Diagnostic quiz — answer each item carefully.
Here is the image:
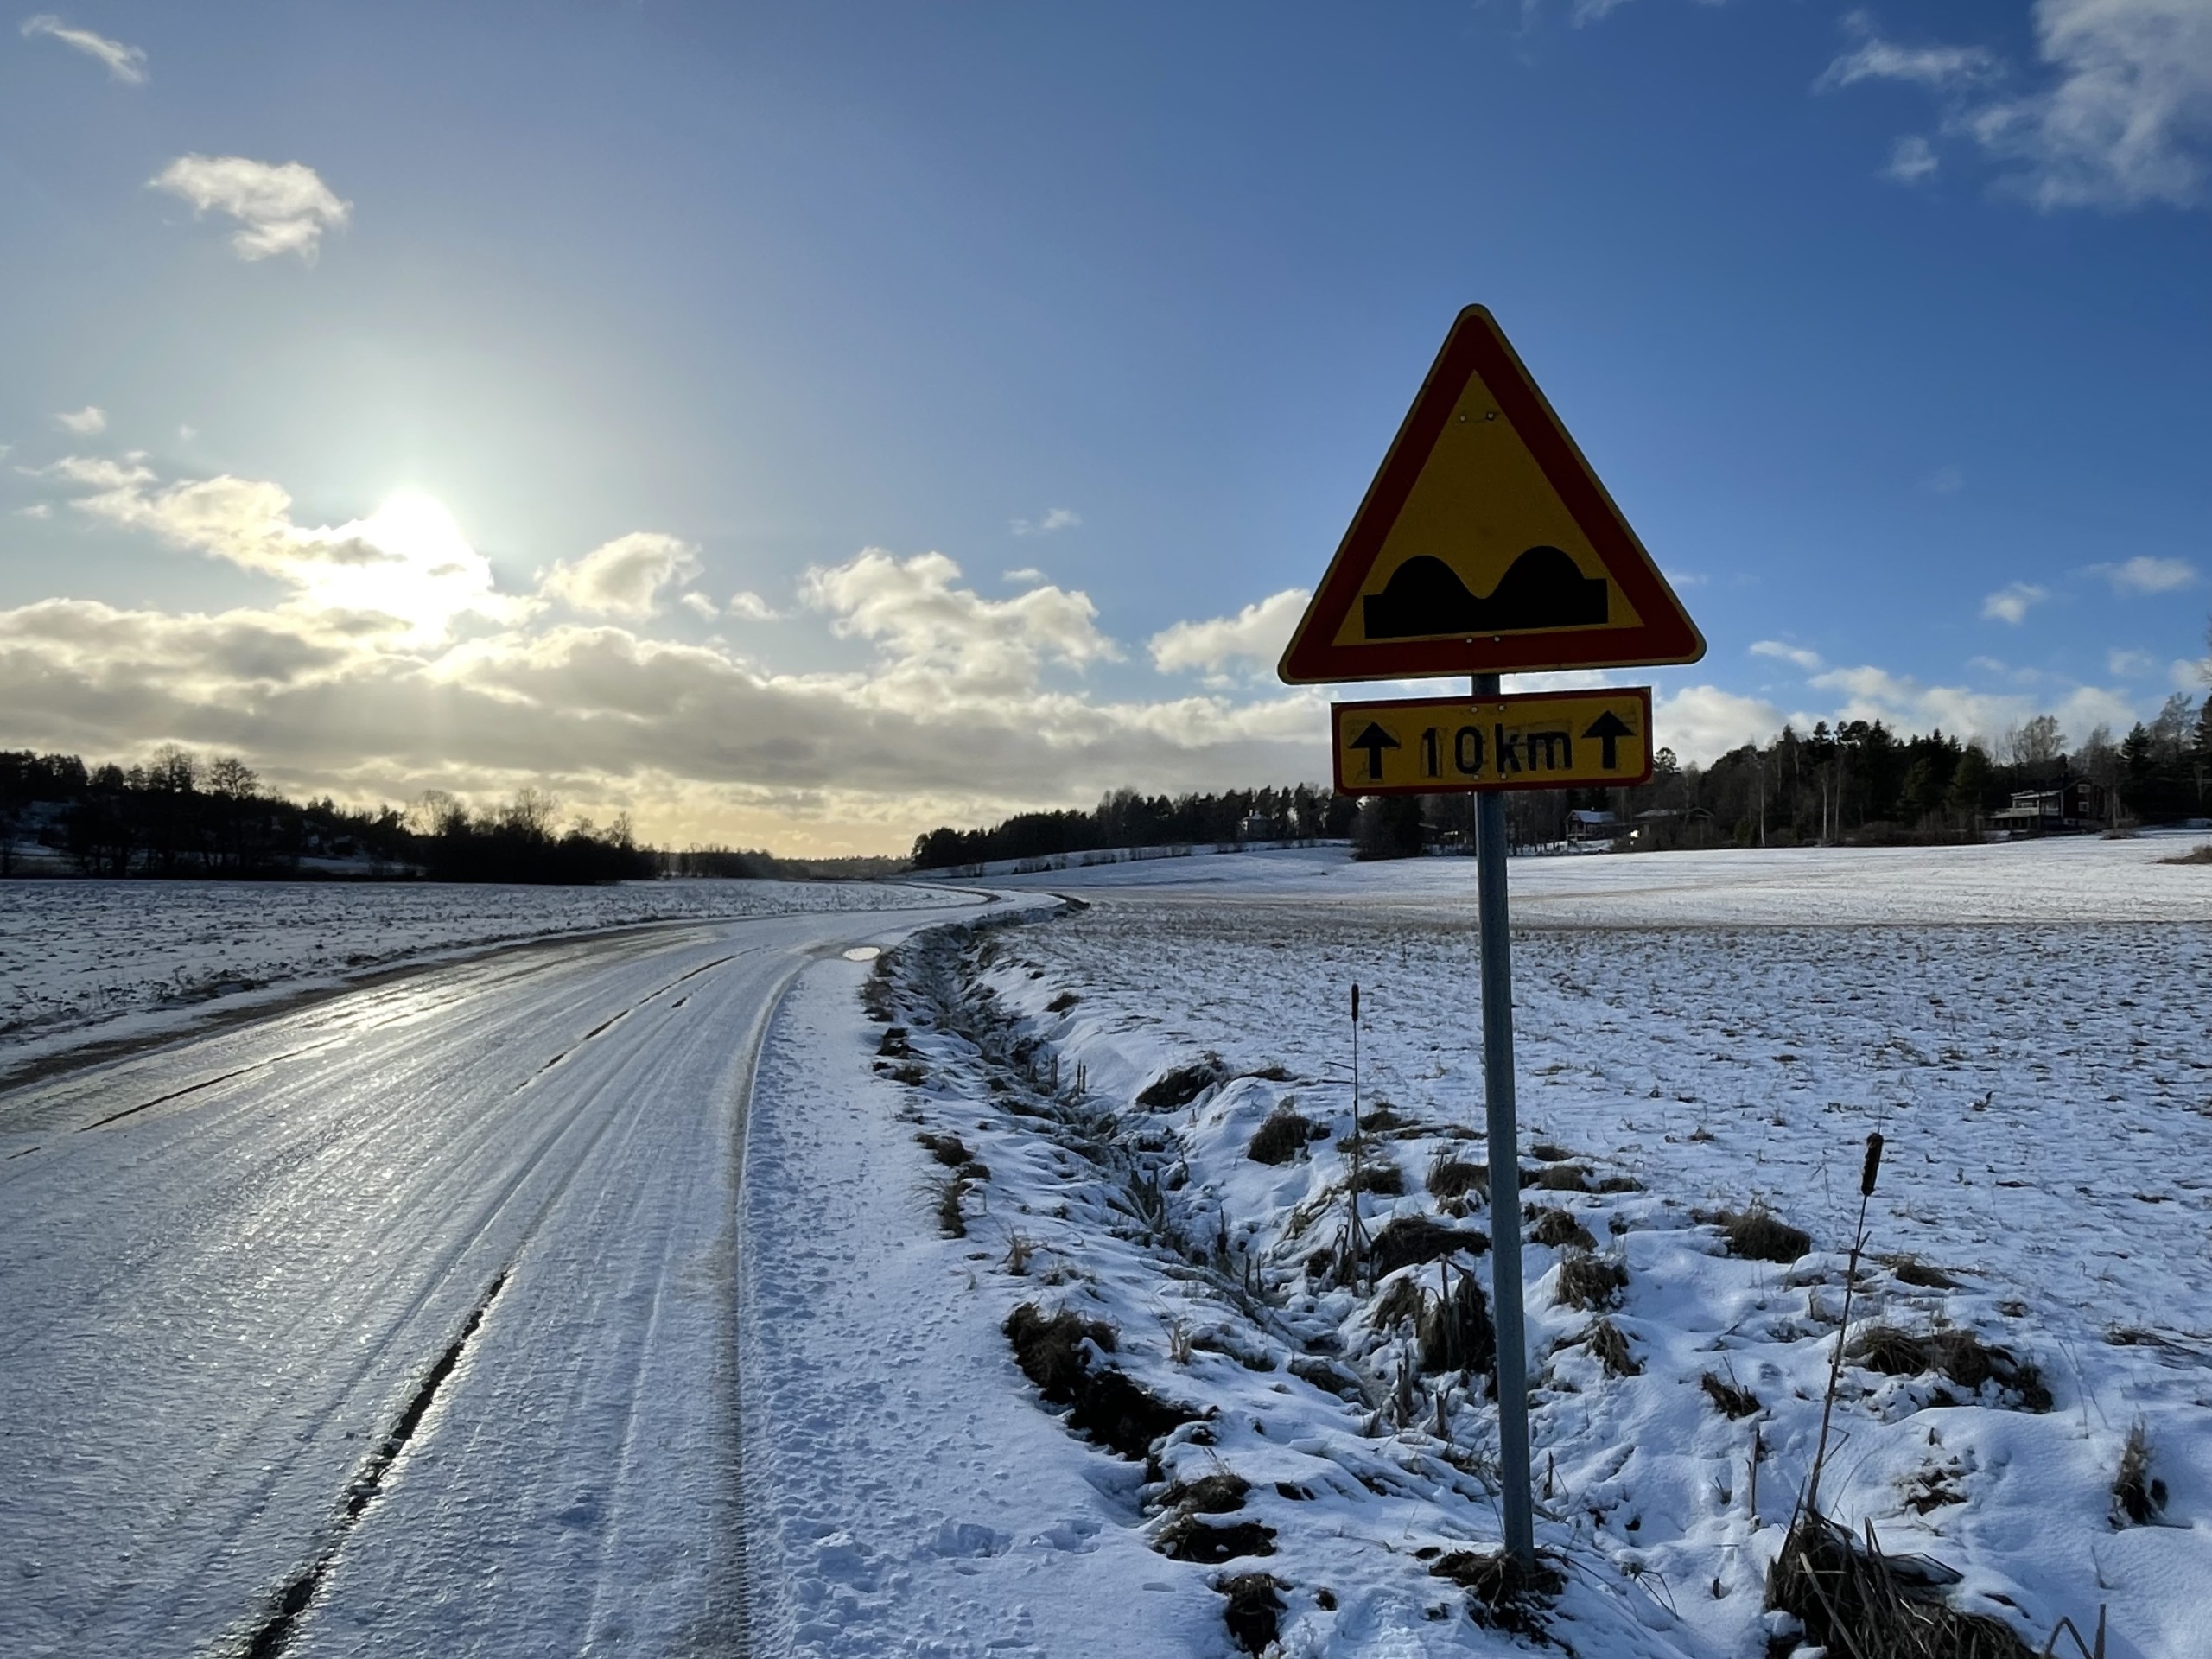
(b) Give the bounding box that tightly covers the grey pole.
[1472,671,1535,1567]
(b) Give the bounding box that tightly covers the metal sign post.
[1471,671,1535,1565]
[1276,303,1707,1575]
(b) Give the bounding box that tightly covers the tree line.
[911,785,1358,870]
[1610,692,2211,851]
[910,689,2212,868]
[0,747,655,883]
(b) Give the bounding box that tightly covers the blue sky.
[3,1,2208,852]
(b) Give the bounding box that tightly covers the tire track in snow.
[233,1267,514,1659]
[526,953,740,1081]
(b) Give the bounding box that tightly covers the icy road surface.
[0,902,967,1657]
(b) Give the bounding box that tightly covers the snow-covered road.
[0,903,967,1657]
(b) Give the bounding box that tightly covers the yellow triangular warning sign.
[1278,306,1705,683]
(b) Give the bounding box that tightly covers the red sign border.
[1331,686,1657,796]
[1280,307,1705,683]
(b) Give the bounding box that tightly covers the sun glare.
[305,493,499,639]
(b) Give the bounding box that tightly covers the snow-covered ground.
[970,830,2212,926]
[741,835,2212,1657]
[0,876,969,1065]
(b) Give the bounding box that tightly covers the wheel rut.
[232,1267,514,1658]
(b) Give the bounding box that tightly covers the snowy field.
[972,831,2212,927]
[741,835,2212,1658]
[0,875,969,1063]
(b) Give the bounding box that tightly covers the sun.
[306,493,499,639]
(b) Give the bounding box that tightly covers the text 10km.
[1414,723,1568,780]
[1329,689,1655,797]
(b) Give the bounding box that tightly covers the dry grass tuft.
[1217,1573,1286,1656]
[1554,1248,1627,1311]
[936,1175,971,1238]
[1532,1162,1592,1193]
[1247,1105,1318,1165]
[1425,1157,1487,1199]
[1006,1303,1115,1396]
[1347,1160,1406,1198]
[2157,843,2211,864]
[1526,1206,1594,1251]
[1369,1215,1487,1277]
[1768,1511,2034,1659]
[1429,1548,1565,1637]
[1700,1370,1760,1419]
[1586,1316,1640,1377]
[1163,1471,1249,1514]
[1370,1274,1425,1332]
[1849,1325,2053,1412]
[876,1025,911,1058]
[1046,990,1080,1013]
[1155,1511,1277,1563]
[2112,1420,2166,1526]
[1418,1266,1495,1377]
[1713,1205,1812,1264]
[1137,1055,1227,1109]
[861,953,898,1022]
[1004,1302,1198,1459]
[1885,1255,1962,1289]
[917,1130,971,1168]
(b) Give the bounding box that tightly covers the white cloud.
[803,549,1120,706]
[149,156,351,262]
[1661,568,1709,588]
[1147,588,1310,682]
[1653,685,1784,760]
[20,449,2188,855]
[679,591,719,620]
[1920,461,1964,492]
[1830,1,2212,210]
[28,453,153,490]
[1888,136,1943,182]
[1974,0,2212,209]
[1003,567,1045,585]
[16,504,52,520]
[52,405,105,435]
[1819,14,1999,91]
[727,590,779,621]
[539,531,702,620]
[20,14,146,82]
[1749,639,1824,671]
[1981,582,2049,624]
[2107,647,2156,677]
[54,462,516,644]
[0,476,1332,852]
[1802,661,2134,750]
[2088,554,2197,594]
[1010,507,1081,537]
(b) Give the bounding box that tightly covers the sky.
[3,0,2209,855]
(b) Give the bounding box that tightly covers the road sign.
[1333,687,1654,795]
[1277,305,1705,683]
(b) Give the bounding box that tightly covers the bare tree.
[206,755,260,799]
[2004,714,2064,767]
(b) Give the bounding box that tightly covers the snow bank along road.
[0,899,976,1657]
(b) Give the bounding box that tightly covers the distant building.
[1566,808,1619,842]
[1239,811,1279,842]
[1989,782,2106,836]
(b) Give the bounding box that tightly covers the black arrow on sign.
[1348,721,1401,781]
[1581,710,1636,770]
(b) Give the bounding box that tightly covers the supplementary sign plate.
[1332,687,1655,794]
[1280,306,1704,683]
